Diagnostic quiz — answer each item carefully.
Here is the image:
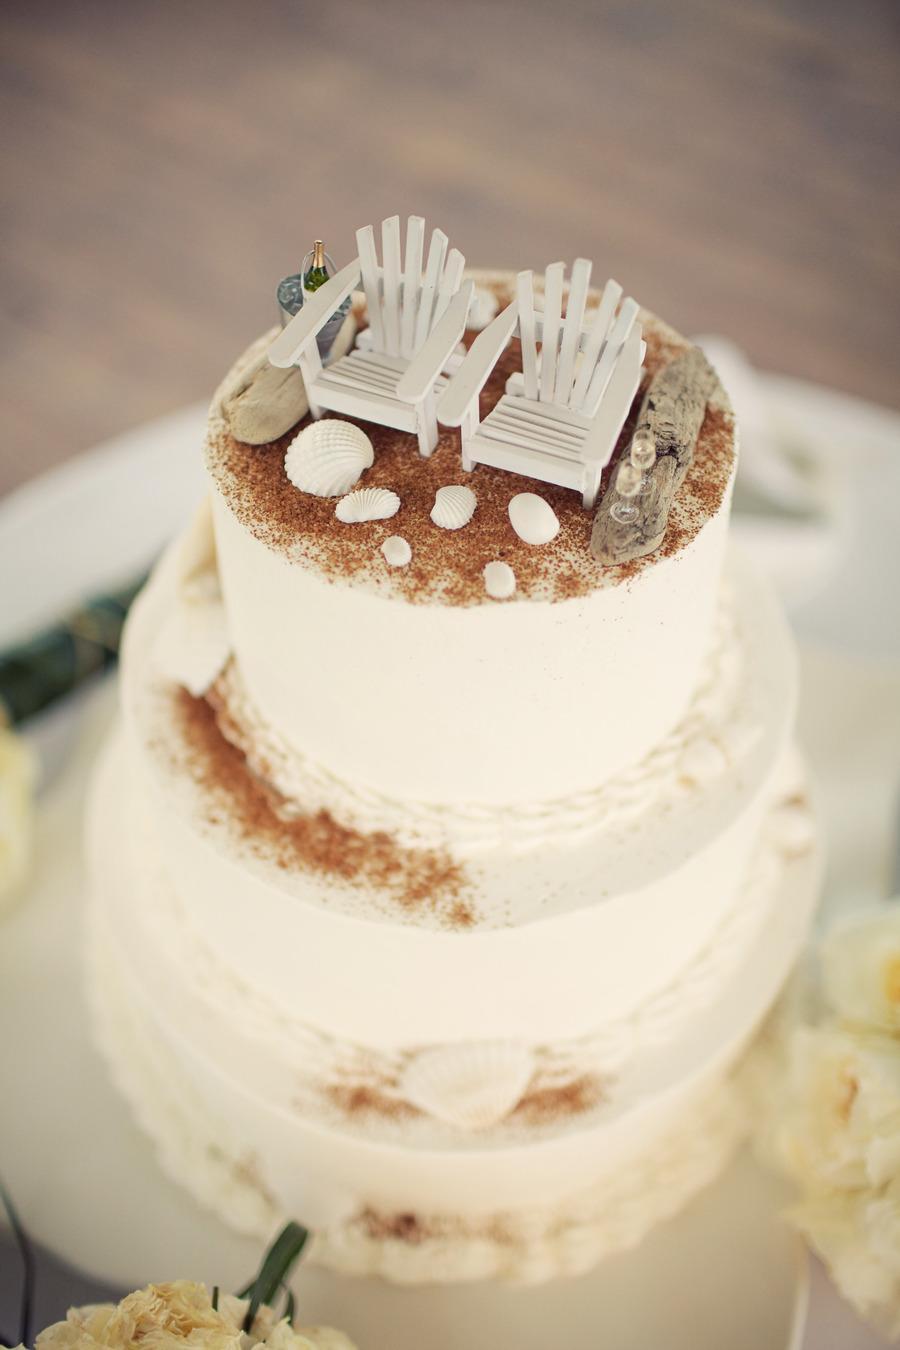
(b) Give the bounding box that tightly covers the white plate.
[3,378,899,1349]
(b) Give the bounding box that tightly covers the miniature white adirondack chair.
[437,260,645,507]
[268,216,473,458]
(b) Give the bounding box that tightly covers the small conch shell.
[381,535,411,567]
[285,419,374,497]
[431,485,476,530]
[508,492,560,546]
[401,1041,535,1131]
[335,487,400,523]
[483,560,516,600]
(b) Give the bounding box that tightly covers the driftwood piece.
[591,346,718,565]
[224,313,357,445]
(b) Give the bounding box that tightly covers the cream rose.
[771,1024,900,1192]
[746,905,900,1339]
[823,907,900,1036]
[0,721,37,911]
[34,1282,356,1350]
[792,1183,900,1341]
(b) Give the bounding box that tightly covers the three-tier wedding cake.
[87,257,819,1284]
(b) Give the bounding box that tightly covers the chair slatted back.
[515,261,641,416]
[538,261,565,402]
[516,270,540,400]
[356,216,465,360]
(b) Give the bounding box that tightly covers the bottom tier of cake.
[87,739,819,1285]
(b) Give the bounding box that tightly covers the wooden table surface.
[2,0,898,495]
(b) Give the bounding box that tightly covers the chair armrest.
[436,301,518,426]
[580,331,644,465]
[267,259,362,368]
[396,281,473,405]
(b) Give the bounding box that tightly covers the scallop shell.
[285,419,374,497]
[431,484,477,530]
[335,487,400,524]
[401,1042,534,1131]
[483,560,516,600]
[154,593,230,697]
[381,535,411,567]
[508,492,560,546]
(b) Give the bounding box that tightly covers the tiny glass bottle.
[303,240,330,294]
[276,238,352,363]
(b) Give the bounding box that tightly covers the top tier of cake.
[203,273,736,807]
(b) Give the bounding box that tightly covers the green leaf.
[240,1222,309,1333]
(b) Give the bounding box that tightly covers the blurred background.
[2,0,898,496]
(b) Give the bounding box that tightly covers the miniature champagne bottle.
[303,240,330,294]
[301,238,352,359]
[276,237,351,362]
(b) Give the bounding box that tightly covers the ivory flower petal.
[745,905,900,1339]
[792,1186,900,1341]
[35,1284,356,1350]
[823,906,900,1035]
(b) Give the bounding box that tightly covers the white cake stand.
[3,379,899,1350]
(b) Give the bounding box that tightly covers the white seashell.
[285,419,374,497]
[402,1042,534,1131]
[508,492,560,546]
[468,285,500,332]
[431,484,477,531]
[181,569,222,606]
[154,594,230,697]
[335,487,400,524]
[483,560,516,600]
[381,535,411,567]
[174,498,217,591]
